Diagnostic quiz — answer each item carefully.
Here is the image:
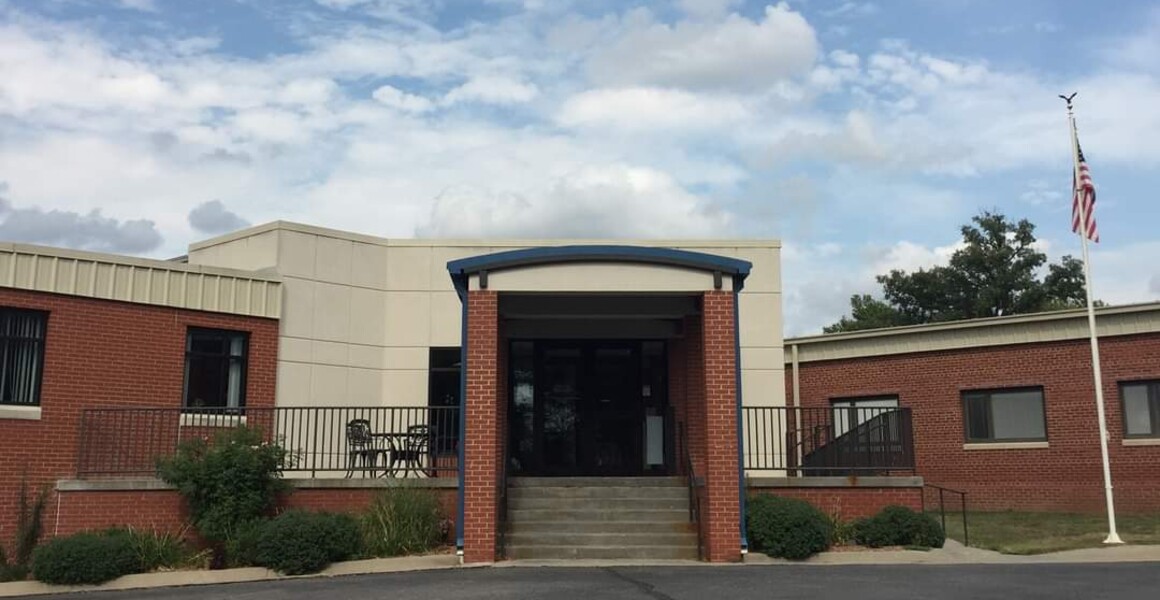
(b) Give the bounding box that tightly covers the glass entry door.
[508,340,668,476]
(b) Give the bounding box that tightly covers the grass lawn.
[944,511,1160,554]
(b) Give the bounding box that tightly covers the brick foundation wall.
[789,333,1160,512]
[749,485,923,520]
[0,288,277,555]
[53,485,457,539]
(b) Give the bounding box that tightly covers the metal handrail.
[923,484,969,547]
[744,406,916,475]
[678,420,703,560]
[497,428,510,559]
[76,406,461,478]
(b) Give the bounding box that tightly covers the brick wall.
[0,287,278,552]
[462,290,499,563]
[789,333,1160,512]
[53,486,457,539]
[749,485,923,520]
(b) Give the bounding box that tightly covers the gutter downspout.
[733,279,748,555]
[453,274,468,556]
[791,343,801,470]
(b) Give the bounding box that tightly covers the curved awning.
[447,245,752,295]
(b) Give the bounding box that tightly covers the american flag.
[1071,141,1099,243]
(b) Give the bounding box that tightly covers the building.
[785,304,1160,513]
[1,221,1157,564]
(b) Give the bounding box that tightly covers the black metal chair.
[388,424,430,477]
[346,419,389,478]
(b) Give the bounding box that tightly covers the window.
[428,347,460,455]
[1121,381,1160,439]
[183,328,248,409]
[962,387,1046,442]
[1,308,47,406]
[831,396,899,437]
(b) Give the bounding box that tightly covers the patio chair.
[345,419,389,478]
[387,424,431,477]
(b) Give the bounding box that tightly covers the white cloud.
[418,165,730,238]
[676,0,741,20]
[442,75,538,106]
[821,2,878,19]
[372,85,435,113]
[586,2,819,91]
[557,87,750,132]
[117,0,158,12]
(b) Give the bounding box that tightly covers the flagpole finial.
[1059,92,1078,112]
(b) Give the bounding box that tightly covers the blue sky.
[1,0,1158,333]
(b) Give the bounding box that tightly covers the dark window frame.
[427,347,461,456]
[961,386,1048,443]
[1119,380,1160,439]
[0,307,48,407]
[182,327,249,411]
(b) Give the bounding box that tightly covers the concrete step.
[508,477,685,488]
[507,520,695,535]
[507,508,689,522]
[505,544,699,560]
[509,485,688,500]
[508,496,689,511]
[506,532,698,547]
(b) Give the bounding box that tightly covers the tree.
[826,211,1093,333]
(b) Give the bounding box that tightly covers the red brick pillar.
[701,291,741,562]
[463,290,499,563]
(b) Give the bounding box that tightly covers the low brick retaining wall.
[52,478,457,538]
[747,476,924,519]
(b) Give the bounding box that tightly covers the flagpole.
[1063,94,1122,545]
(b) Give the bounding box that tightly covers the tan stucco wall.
[188,222,784,411]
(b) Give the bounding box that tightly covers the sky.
[0,0,1158,335]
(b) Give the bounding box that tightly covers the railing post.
[962,492,969,547]
[939,488,946,534]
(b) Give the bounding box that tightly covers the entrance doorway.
[508,340,669,476]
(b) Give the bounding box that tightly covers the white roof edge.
[188,220,782,251]
[786,301,1160,347]
[0,241,280,282]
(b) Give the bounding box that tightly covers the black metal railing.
[923,484,969,547]
[677,419,703,560]
[497,423,510,559]
[742,406,915,475]
[76,406,460,478]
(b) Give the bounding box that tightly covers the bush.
[361,488,444,557]
[223,519,265,568]
[254,511,363,575]
[156,427,289,554]
[746,495,833,560]
[103,526,196,573]
[31,532,138,585]
[853,505,946,549]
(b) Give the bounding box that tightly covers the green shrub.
[254,511,363,575]
[223,519,265,568]
[361,488,444,557]
[101,526,196,573]
[746,495,833,560]
[853,505,946,548]
[156,426,289,551]
[31,532,138,585]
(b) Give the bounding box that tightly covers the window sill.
[1123,438,1160,447]
[963,441,1049,450]
[0,405,42,421]
[179,412,247,427]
